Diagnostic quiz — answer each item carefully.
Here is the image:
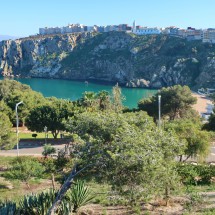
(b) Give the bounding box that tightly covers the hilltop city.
[39,21,215,43]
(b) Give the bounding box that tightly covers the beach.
[192,93,214,115]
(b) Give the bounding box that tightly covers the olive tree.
[67,111,184,203]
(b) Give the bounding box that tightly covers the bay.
[0,77,157,108]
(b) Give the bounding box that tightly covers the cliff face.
[1,31,215,89]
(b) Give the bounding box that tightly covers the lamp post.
[158,95,161,128]
[15,101,23,157]
[44,126,47,144]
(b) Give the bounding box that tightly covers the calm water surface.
[0,77,157,108]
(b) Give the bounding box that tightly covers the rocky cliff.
[1,31,215,89]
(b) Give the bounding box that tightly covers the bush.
[0,181,94,214]
[176,163,199,185]
[195,164,215,185]
[32,133,37,139]
[42,144,56,158]
[4,156,45,188]
[177,163,215,185]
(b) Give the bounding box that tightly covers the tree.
[0,79,46,125]
[0,100,12,118]
[165,119,210,161]
[80,91,97,109]
[0,112,16,150]
[203,111,215,131]
[97,90,111,110]
[26,100,73,138]
[112,83,125,113]
[4,157,45,188]
[77,90,112,111]
[138,85,197,121]
[67,111,183,202]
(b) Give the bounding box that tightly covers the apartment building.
[203,29,215,43]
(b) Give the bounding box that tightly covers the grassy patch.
[0,157,14,166]
[188,184,215,192]
[18,132,46,139]
[16,132,61,139]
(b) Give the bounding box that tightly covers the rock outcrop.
[1,31,215,89]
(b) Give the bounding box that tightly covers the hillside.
[1,31,215,89]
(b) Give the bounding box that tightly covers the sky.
[1,0,215,37]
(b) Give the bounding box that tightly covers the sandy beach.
[192,93,214,115]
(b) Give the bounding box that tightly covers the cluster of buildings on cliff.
[39,21,215,43]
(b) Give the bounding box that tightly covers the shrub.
[177,163,215,185]
[32,133,37,139]
[67,180,95,212]
[4,156,45,188]
[42,144,56,158]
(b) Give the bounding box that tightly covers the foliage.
[177,163,215,185]
[195,164,215,184]
[77,90,114,112]
[0,79,46,125]
[112,83,125,113]
[38,157,56,174]
[0,112,16,150]
[0,180,94,215]
[203,111,215,131]
[79,91,98,110]
[26,99,73,138]
[0,201,17,215]
[42,144,56,158]
[4,157,45,188]
[67,111,184,202]
[0,100,12,118]
[176,163,199,185]
[185,186,204,212]
[19,189,57,215]
[67,180,95,212]
[165,119,210,161]
[138,85,197,121]
[32,133,37,138]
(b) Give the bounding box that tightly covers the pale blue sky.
[1,0,215,36]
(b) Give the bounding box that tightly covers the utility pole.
[44,126,47,144]
[15,101,23,156]
[158,95,161,128]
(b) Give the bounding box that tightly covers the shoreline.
[0,75,159,90]
[192,92,214,115]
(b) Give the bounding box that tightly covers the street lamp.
[158,95,161,128]
[15,101,23,156]
[44,126,47,144]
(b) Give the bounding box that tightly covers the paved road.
[0,143,66,157]
[0,142,215,162]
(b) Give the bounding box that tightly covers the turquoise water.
[0,77,157,108]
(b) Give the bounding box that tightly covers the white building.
[132,20,136,33]
[135,27,161,35]
[203,29,215,43]
[39,27,61,35]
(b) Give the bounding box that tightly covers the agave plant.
[19,189,56,215]
[68,180,95,212]
[0,201,17,215]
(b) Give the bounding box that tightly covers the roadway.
[0,142,214,162]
